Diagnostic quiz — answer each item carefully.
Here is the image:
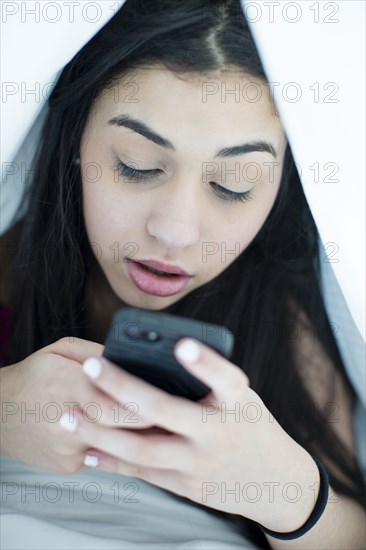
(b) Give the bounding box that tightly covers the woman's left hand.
[66,338,319,531]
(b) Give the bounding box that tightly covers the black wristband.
[258,455,329,541]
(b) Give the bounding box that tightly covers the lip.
[125,259,193,297]
[127,258,193,277]
[125,258,193,277]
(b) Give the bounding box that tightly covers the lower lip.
[126,260,192,297]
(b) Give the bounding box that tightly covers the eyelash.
[115,160,162,181]
[114,160,254,204]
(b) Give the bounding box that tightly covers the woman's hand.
[65,338,320,532]
[0,337,154,473]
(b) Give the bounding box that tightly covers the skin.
[0,63,362,548]
[80,66,287,333]
[67,343,365,548]
[76,66,316,530]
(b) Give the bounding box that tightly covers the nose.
[146,180,200,250]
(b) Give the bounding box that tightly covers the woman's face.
[80,67,287,310]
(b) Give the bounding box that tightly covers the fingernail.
[59,413,78,432]
[84,455,99,467]
[176,339,200,362]
[83,357,102,379]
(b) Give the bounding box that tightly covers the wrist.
[259,452,329,541]
[258,448,321,533]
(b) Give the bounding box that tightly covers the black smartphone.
[102,307,235,401]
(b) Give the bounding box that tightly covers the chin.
[125,293,179,311]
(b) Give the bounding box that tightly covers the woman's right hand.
[0,337,153,473]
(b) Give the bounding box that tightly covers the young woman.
[1,1,365,548]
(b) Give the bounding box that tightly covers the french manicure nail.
[59,413,78,432]
[176,339,200,362]
[84,455,99,467]
[83,357,102,379]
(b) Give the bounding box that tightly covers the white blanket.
[0,455,259,550]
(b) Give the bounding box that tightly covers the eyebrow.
[108,114,277,158]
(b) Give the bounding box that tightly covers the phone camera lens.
[146,331,159,341]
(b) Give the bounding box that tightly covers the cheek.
[82,181,126,262]
[82,180,152,264]
[212,184,280,267]
[249,174,282,228]
[82,182,112,244]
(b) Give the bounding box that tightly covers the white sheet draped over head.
[1,1,365,417]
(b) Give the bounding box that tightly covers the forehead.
[88,67,284,152]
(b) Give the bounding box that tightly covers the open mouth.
[137,263,179,277]
[126,259,191,297]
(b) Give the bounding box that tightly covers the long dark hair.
[7,0,366,545]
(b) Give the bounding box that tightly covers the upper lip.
[127,258,193,277]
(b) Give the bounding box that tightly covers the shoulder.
[0,218,25,308]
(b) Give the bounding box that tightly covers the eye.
[210,182,254,203]
[114,159,254,204]
[114,160,163,182]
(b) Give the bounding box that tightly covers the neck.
[84,255,126,344]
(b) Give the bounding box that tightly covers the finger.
[74,410,191,471]
[78,388,155,430]
[82,449,186,496]
[46,336,105,364]
[81,356,199,436]
[174,338,250,402]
